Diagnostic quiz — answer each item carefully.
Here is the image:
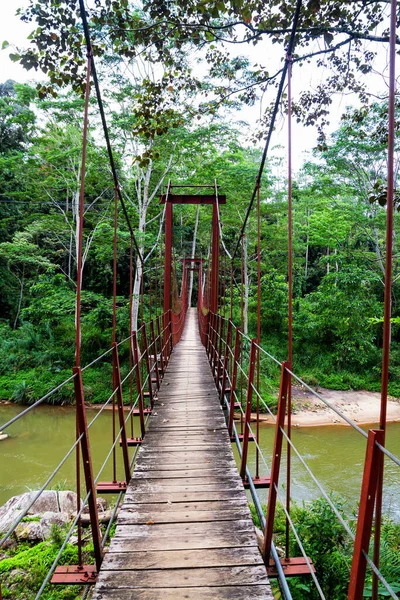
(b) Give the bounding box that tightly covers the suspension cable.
[231,0,303,258]
[78,0,143,265]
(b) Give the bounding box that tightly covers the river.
[1,404,399,520]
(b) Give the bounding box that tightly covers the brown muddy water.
[1,404,399,520]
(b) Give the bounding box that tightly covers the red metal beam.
[163,199,173,356]
[133,331,146,439]
[220,318,232,404]
[263,362,290,561]
[228,327,241,438]
[348,429,385,600]
[112,343,131,484]
[52,565,98,585]
[160,194,226,204]
[141,323,154,407]
[240,339,257,480]
[150,320,161,391]
[72,367,102,571]
[210,202,219,313]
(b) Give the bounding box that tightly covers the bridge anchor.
[51,565,98,585]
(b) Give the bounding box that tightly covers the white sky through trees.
[0,1,395,172]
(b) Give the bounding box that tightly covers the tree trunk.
[131,255,143,331]
[188,205,200,307]
[13,268,24,330]
[305,208,310,280]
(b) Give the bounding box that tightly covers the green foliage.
[11,381,33,404]
[250,498,400,600]
[0,538,86,599]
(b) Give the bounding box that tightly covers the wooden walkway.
[92,308,273,599]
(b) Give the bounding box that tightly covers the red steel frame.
[52,367,103,584]
[220,318,232,404]
[348,429,385,600]
[240,339,257,480]
[263,361,290,559]
[150,319,161,391]
[141,322,154,408]
[263,362,314,578]
[228,327,241,439]
[240,339,270,489]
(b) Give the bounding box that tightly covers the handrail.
[211,307,400,600]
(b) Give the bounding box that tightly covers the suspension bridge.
[0,0,399,599]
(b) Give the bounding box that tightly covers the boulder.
[0,490,108,537]
[29,490,59,515]
[83,496,108,515]
[58,490,81,516]
[14,521,43,542]
[40,511,71,539]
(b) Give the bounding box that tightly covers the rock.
[15,521,43,541]
[0,490,79,535]
[40,511,71,539]
[81,508,114,525]
[58,490,81,517]
[0,490,108,539]
[29,490,59,515]
[254,526,264,553]
[82,496,108,515]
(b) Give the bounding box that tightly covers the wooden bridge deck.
[92,308,273,599]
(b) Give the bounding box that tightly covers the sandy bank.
[250,387,400,427]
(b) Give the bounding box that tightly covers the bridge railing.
[206,311,400,600]
[0,312,174,597]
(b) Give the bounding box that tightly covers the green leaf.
[1,40,9,50]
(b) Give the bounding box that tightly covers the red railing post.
[206,312,213,361]
[348,429,385,600]
[132,331,145,439]
[112,343,131,484]
[163,188,172,361]
[156,315,165,378]
[220,318,232,404]
[169,308,173,357]
[240,339,257,480]
[212,314,220,378]
[217,316,225,386]
[150,319,161,391]
[141,322,154,407]
[228,327,241,438]
[263,362,291,561]
[73,367,103,571]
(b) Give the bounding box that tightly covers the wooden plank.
[134,461,237,471]
[117,508,251,524]
[102,547,263,569]
[92,586,273,600]
[136,449,234,460]
[124,490,246,503]
[114,520,255,538]
[96,565,268,589]
[121,500,249,512]
[107,530,259,551]
[91,308,271,597]
[127,481,244,492]
[130,468,239,479]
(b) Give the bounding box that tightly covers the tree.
[0,233,54,328]
[12,0,398,142]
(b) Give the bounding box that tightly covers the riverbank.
[254,386,400,427]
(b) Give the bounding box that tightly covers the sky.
[0,1,394,173]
